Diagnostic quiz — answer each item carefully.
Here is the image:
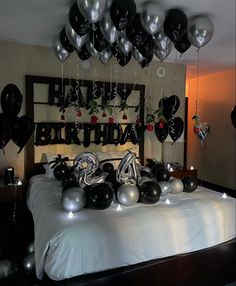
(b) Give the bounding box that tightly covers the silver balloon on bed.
[61,187,87,212]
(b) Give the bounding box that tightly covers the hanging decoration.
[52,1,214,66]
[192,114,210,144]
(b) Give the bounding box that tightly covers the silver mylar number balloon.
[100,10,120,44]
[117,183,139,206]
[86,41,99,57]
[73,152,99,174]
[138,176,153,186]
[61,187,86,212]
[158,181,172,197]
[0,260,17,278]
[52,35,70,62]
[65,21,88,50]
[169,178,184,194]
[117,30,133,54]
[140,2,164,35]
[116,151,138,184]
[23,253,35,273]
[99,47,113,65]
[187,15,214,48]
[77,0,107,23]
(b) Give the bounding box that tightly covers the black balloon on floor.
[139,181,162,204]
[87,183,115,210]
[182,176,198,192]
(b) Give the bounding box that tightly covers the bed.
[26,169,236,286]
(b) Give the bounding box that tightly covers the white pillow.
[43,164,55,179]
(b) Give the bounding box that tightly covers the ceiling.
[0,0,235,78]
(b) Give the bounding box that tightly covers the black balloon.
[168,117,184,142]
[77,44,91,61]
[103,163,114,174]
[140,169,152,178]
[0,113,12,150]
[60,28,75,53]
[159,95,180,120]
[182,176,198,192]
[1,84,23,117]
[110,0,136,31]
[53,164,68,180]
[231,105,236,128]
[11,115,34,153]
[174,32,191,54]
[155,168,170,182]
[154,121,168,143]
[90,25,109,52]
[151,163,164,175]
[112,44,132,67]
[139,181,162,204]
[62,172,77,190]
[69,3,91,36]
[105,172,121,192]
[87,183,115,209]
[164,9,188,43]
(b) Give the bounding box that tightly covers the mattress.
[27,175,236,281]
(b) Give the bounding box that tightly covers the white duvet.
[27,175,236,281]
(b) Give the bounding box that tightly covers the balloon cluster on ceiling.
[52,0,214,67]
[49,151,198,212]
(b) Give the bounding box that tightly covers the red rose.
[108,117,114,123]
[76,110,82,117]
[147,124,153,131]
[159,121,164,128]
[90,115,98,123]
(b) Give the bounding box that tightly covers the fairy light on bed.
[165,198,171,205]
[68,211,74,218]
[222,193,227,199]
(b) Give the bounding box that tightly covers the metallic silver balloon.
[77,0,107,23]
[158,181,172,197]
[117,30,133,53]
[117,183,139,206]
[52,35,70,62]
[116,151,137,184]
[140,2,164,35]
[84,172,106,185]
[86,41,98,57]
[170,178,184,194]
[153,31,172,52]
[65,21,88,50]
[99,47,113,65]
[23,253,35,272]
[139,176,153,186]
[26,241,34,254]
[132,47,145,64]
[73,152,99,175]
[153,42,172,62]
[0,260,17,278]
[61,187,86,212]
[100,10,120,44]
[187,15,214,48]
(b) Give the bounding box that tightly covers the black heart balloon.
[1,84,23,117]
[231,105,236,128]
[159,95,180,120]
[154,120,168,143]
[11,115,34,153]
[112,44,132,67]
[77,44,91,61]
[168,117,184,142]
[0,113,12,151]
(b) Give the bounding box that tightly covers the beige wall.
[0,41,186,178]
[187,68,236,190]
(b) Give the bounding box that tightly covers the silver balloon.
[84,172,106,185]
[73,152,99,175]
[139,176,153,186]
[52,35,70,62]
[61,187,86,212]
[158,181,172,197]
[187,15,214,48]
[117,30,133,53]
[65,21,88,50]
[86,41,98,57]
[116,151,137,184]
[117,183,139,206]
[100,10,120,44]
[0,260,17,278]
[26,241,34,254]
[153,42,172,62]
[99,47,112,65]
[170,178,184,194]
[77,0,107,23]
[132,47,145,64]
[153,31,172,52]
[23,253,35,272]
[140,2,164,35]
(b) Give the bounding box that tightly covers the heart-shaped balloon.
[168,117,184,142]
[154,120,168,143]
[0,113,12,151]
[192,114,210,143]
[231,105,236,128]
[1,84,23,117]
[11,115,34,153]
[159,95,180,120]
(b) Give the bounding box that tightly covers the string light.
[222,193,227,199]
[68,211,74,218]
[165,198,171,205]
[190,166,194,170]
[116,204,122,211]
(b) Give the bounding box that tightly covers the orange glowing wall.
[186,68,236,190]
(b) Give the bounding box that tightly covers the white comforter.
[27,175,236,281]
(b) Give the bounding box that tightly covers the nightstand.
[170,169,197,179]
[0,180,27,259]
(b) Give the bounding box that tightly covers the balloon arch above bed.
[52,0,214,67]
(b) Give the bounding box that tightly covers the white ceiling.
[0,0,235,77]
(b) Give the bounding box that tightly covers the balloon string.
[196,48,200,115]
[61,62,64,115]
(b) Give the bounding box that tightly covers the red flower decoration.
[147,124,153,131]
[108,117,114,123]
[76,110,82,117]
[158,121,164,129]
[90,115,98,123]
